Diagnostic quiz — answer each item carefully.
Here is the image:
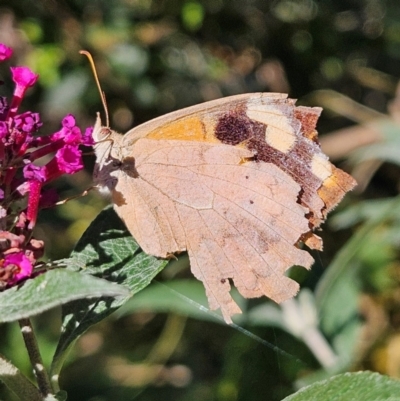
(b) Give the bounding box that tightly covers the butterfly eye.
[93,123,113,143]
[94,127,115,146]
[100,128,112,140]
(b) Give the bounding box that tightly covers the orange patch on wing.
[303,233,324,251]
[146,116,209,142]
[318,166,356,215]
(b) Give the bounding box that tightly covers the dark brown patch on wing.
[213,105,326,227]
[294,106,321,142]
[215,111,254,145]
[213,98,355,231]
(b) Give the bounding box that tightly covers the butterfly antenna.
[80,50,110,127]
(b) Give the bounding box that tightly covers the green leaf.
[0,353,41,401]
[283,371,400,401]
[314,197,400,371]
[116,279,245,323]
[316,198,400,336]
[0,269,128,323]
[52,207,167,379]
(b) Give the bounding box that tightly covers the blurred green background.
[2,0,400,400]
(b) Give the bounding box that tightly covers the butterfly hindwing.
[93,93,356,322]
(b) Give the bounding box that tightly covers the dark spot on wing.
[215,110,254,145]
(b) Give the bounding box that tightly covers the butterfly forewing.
[93,93,356,323]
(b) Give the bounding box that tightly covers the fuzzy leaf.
[0,269,128,323]
[52,207,167,376]
[283,371,400,401]
[0,353,41,401]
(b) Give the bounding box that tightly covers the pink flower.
[31,114,90,151]
[31,143,84,184]
[56,145,83,174]
[23,164,47,182]
[22,143,84,228]
[52,115,84,145]
[11,66,39,88]
[62,114,76,128]
[83,126,95,146]
[14,112,42,133]
[0,44,12,61]
[0,42,92,288]
[0,122,8,138]
[3,252,33,285]
[8,67,39,120]
[26,180,42,229]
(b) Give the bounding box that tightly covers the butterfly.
[92,93,356,323]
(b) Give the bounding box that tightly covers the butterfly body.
[93,93,356,323]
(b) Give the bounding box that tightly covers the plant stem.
[281,298,338,369]
[19,318,53,397]
[301,326,338,369]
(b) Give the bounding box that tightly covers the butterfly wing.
[112,139,314,322]
[95,93,356,322]
[122,93,356,230]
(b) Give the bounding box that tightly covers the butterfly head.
[92,113,112,142]
[92,114,124,194]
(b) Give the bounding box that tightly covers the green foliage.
[0,269,129,324]
[283,371,400,401]
[52,207,167,381]
[0,207,167,399]
[117,279,245,323]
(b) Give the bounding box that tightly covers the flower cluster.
[0,43,93,289]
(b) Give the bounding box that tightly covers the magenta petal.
[14,112,42,133]
[0,121,8,138]
[62,114,76,128]
[11,66,39,88]
[83,126,95,146]
[55,145,83,174]
[23,163,47,182]
[5,252,33,284]
[0,44,13,61]
[64,126,82,145]
[8,67,39,119]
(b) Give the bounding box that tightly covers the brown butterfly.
[92,93,356,323]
